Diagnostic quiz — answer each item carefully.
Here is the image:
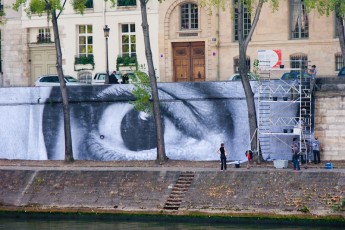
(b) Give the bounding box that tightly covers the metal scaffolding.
[257,61,312,163]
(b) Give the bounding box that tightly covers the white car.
[34,75,84,86]
[92,72,123,84]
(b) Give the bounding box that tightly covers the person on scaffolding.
[308,65,319,95]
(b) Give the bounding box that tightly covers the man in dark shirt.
[109,71,119,84]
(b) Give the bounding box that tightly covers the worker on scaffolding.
[308,65,319,95]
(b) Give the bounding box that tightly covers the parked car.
[338,67,345,77]
[228,72,258,81]
[92,72,122,85]
[280,71,311,80]
[34,75,84,86]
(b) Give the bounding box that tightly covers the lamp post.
[103,25,110,84]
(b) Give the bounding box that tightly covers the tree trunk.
[335,8,345,63]
[51,10,74,162]
[139,0,167,164]
[237,0,264,162]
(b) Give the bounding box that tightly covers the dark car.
[280,71,311,80]
[338,67,345,77]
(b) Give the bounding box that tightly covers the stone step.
[163,172,195,210]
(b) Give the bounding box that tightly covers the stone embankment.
[0,160,344,222]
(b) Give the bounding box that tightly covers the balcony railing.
[37,34,52,43]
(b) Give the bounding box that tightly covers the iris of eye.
[120,109,158,151]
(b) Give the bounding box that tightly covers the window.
[37,28,51,43]
[290,0,308,39]
[234,0,251,41]
[121,23,136,57]
[180,3,198,30]
[335,53,344,71]
[234,57,250,73]
[78,25,93,57]
[290,54,308,71]
[117,0,136,7]
[85,0,93,8]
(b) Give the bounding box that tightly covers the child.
[245,150,253,169]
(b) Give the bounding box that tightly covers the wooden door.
[173,42,205,82]
[30,46,57,85]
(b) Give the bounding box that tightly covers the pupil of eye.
[120,109,158,151]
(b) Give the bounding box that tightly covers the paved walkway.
[0,159,344,172]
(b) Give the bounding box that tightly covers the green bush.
[74,55,94,66]
[116,55,137,70]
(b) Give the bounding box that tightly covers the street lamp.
[103,25,110,84]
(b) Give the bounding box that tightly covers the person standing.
[312,136,321,164]
[245,150,252,169]
[291,138,300,170]
[217,143,227,171]
[308,65,318,94]
[109,71,119,84]
[122,74,129,84]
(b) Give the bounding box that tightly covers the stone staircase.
[163,171,194,210]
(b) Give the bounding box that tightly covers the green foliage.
[200,0,280,15]
[35,177,44,185]
[72,0,116,14]
[117,0,137,7]
[116,55,137,70]
[252,58,260,79]
[297,206,310,213]
[13,0,63,17]
[130,71,152,114]
[74,55,94,66]
[72,0,87,14]
[11,0,116,17]
[303,0,345,17]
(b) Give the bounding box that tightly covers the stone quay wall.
[0,167,344,220]
[315,78,345,161]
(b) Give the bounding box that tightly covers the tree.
[302,0,345,66]
[7,0,116,162]
[139,0,167,164]
[202,0,279,162]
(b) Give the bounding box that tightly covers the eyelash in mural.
[84,85,199,160]
[42,84,234,161]
[84,84,225,161]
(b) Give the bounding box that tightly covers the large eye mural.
[0,81,299,161]
[42,83,239,161]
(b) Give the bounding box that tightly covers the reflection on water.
[0,217,342,230]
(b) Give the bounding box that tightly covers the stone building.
[158,0,343,82]
[0,0,160,86]
[0,0,343,86]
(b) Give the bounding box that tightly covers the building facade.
[0,0,159,86]
[158,0,343,82]
[0,0,344,86]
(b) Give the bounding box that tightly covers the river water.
[0,215,342,230]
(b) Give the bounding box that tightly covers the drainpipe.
[103,1,106,25]
[216,6,220,81]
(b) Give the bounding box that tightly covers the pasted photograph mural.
[0,82,299,161]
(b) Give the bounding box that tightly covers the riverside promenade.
[0,159,344,222]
